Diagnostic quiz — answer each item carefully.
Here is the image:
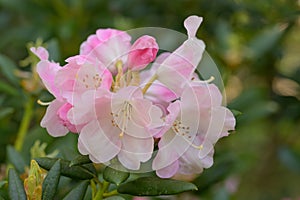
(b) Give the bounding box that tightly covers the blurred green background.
[0,0,300,199]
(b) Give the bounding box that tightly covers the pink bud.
[127,35,159,71]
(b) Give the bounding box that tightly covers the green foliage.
[103,166,130,186]
[63,180,89,200]
[69,155,92,167]
[118,176,197,196]
[35,157,97,180]
[6,146,26,174]
[8,168,26,200]
[42,160,61,200]
[0,54,19,85]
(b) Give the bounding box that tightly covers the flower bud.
[127,35,158,71]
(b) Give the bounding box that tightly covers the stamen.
[203,76,215,83]
[37,99,52,106]
[112,101,133,138]
[114,60,123,92]
[142,74,157,94]
[172,119,203,151]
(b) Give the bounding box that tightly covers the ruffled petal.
[40,100,69,137]
[88,30,131,74]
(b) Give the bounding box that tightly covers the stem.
[93,180,110,200]
[142,74,157,94]
[102,181,110,193]
[14,95,34,151]
[103,189,119,197]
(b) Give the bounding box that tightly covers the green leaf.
[63,180,89,200]
[69,155,91,167]
[42,160,61,200]
[0,54,18,85]
[118,177,197,196]
[103,167,129,186]
[7,145,26,173]
[35,157,96,180]
[0,80,19,96]
[8,168,27,200]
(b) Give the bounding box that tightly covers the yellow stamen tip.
[119,132,124,137]
[37,99,51,106]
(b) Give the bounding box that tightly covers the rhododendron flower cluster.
[32,15,235,178]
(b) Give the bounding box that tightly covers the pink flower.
[127,35,159,71]
[81,29,132,74]
[33,15,236,175]
[80,28,131,56]
[153,83,235,178]
[77,86,163,170]
[55,55,113,104]
[155,15,205,96]
[31,47,77,136]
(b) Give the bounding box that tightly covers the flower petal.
[155,160,179,178]
[118,134,154,170]
[78,120,121,163]
[40,100,69,137]
[36,60,62,99]
[30,47,49,60]
[184,15,203,38]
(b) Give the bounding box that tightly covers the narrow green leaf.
[103,166,129,186]
[42,160,61,200]
[69,155,91,167]
[7,145,26,173]
[0,80,19,96]
[118,177,197,196]
[63,180,89,200]
[35,157,96,180]
[8,168,27,200]
[0,54,18,85]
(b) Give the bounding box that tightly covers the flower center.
[111,101,133,137]
[81,73,102,89]
[172,120,203,150]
